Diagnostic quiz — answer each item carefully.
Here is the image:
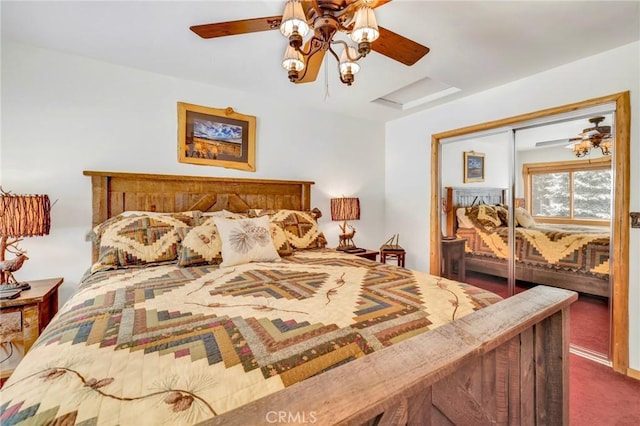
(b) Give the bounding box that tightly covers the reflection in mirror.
[440,131,513,295]
[514,113,613,360]
[433,92,630,373]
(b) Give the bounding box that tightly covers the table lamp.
[331,197,360,251]
[0,189,51,291]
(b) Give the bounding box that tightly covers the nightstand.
[352,249,378,261]
[0,277,64,385]
[441,239,466,281]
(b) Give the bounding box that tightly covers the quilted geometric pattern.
[456,223,610,278]
[248,209,327,249]
[465,205,502,231]
[176,217,223,267]
[1,250,500,425]
[269,221,294,256]
[91,211,200,272]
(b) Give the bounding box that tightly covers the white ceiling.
[1,1,639,122]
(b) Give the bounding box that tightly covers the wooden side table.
[340,249,379,261]
[381,249,406,267]
[355,249,378,261]
[441,239,466,281]
[0,277,64,385]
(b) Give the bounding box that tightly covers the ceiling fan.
[190,0,430,86]
[534,116,613,157]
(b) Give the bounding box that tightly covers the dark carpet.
[464,271,610,355]
[570,354,640,425]
[464,271,639,425]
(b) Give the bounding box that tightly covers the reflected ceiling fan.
[534,116,612,157]
[190,0,430,86]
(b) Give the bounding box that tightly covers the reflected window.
[524,157,611,223]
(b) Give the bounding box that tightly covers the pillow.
[465,205,502,231]
[177,217,292,267]
[200,210,247,219]
[247,209,327,250]
[494,205,509,226]
[214,216,281,267]
[270,221,294,257]
[117,210,200,218]
[90,211,200,273]
[456,208,474,229]
[176,217,223,267]
[515,207,537,228]
[90,211,200,244]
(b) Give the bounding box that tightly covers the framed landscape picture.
[178,102,256,171]
[463,151,485,183]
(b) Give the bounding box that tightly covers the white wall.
[385,41,640,369]
[0,40,386,306]
[441,133,511,189]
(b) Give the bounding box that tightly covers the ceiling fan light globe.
[280,1,310,38]
[340,47,361,76]
[282,45,305,73]
[350,7,379,44]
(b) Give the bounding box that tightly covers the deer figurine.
[0,252,29,285]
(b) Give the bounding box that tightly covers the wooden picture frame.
[178,102,256,171]
[463,151,485,183]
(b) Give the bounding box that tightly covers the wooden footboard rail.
[203,285,577,426]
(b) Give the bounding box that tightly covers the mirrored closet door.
[514,113,613,360]
[440,130,516,297]
[432,93,630,369]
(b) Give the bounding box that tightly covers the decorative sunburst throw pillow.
[214,216,281,267]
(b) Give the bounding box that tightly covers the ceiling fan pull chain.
[323,53,330,101]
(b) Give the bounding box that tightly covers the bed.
[0,172,577,425]
[445,186,611,298]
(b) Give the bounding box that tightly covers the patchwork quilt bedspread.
[457,224,610,277]
[1,249,500,425]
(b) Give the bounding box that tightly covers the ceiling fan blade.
[190,16,282,39]
[296,46,326,84]
[372,26,430,66]
[345,0,392,8]
[535,137,582,148]
[535,138,572,148]
[368,0,393,8]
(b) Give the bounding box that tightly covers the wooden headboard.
[84,171,315,226]
[444,186,506,237]
[84,171,315,263]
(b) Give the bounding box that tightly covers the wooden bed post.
[90,175,110,228]
[535,308,570,425]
